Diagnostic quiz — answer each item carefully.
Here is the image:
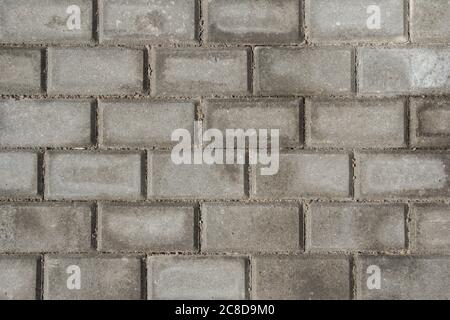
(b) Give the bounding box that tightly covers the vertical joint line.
[197,0,204,46]
[38,150,45,199]
[349,254,357,300]
[41,48,48,95]
[141,255,148,300]
[195,202,202,253]
[248,46,255,95]
[92,202,100,251]
[93,0,100,43]
[143,46,151,95]
[352,47,358,95]
[350,151,356,200]
[405,97,411,149]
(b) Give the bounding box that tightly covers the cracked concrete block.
[44,255,142,300]
[0,99,92,148]
[201,203,302,253]
[0,0,93,44]
[100,0,196,44]
[308,202,406,251]
[0,152,38,199]
[358,48,450,95]
[0,49,42,95]
[253,255,351,300]
[45,152,144,200]
[48,48,144,95]
[99,203,196,252]
[99,100,195,148]
[152,48,250,97]
[255,47,353,95]
[147,256,248,300]
[204,0,302,44]
[0,256,39,300]
[0,203,92,253]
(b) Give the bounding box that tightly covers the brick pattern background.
[0,0,449,300]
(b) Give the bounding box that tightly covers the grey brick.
[306,0,406,43]
[45,152,144,200]
[356,153,450,199]
[148,152,245,199]
[412,205,450,252]
[0,0,93,44]
[306,98,406,148]
[99,204,195,252]
[0,49,42,95]
[48,48,144,95]
[252,153,351,199]
[147,256,248,300]
[0,256,38,300]
[307,203,406,251]
[358,48,450,95]
[201,203,301,253]
[0,152,38,199]
[100,0,196,44]
[0,99,92,147]
[203,99,302,148]
[356,256,450,299]
[411,0,450,43]
[44,255,142,300]
[99,100,195,148]
[152,48,250,97]
[255,47,353,95]
[204,0,301,44]
[410,98,450,148]
[253,255,350,300]
[0,203,91,253]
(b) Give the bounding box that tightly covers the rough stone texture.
[356,256,450,300]
[0,152,38,199]
[307,203,406,251]
[201,203,301,253]
[411,0,450,43]
[412,205,450,252]
[99,100,195,148]
[255,47,353,95]
[0,203,92,253]
[306,0,406,43]
[147,256,248,300]
[0,0,93,44]
[356,153,450,199]
[100,0,196,44]
[252,153,351,199]
[48,48,144,95]
[253,255,351,300]
[305,98,406,148]
[410,98,450,148]
[99,204,196,252]
[204,0,301,44]
[44,255,142,300]
[0,99,92,147]
[0,256,38,300]
[358,48,450,95]
[152,48,250,97]
[203,99,302,148]
[45,152,144,200]
[148,152,245,199]
[0,49,42,95]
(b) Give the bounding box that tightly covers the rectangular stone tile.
[253,255,351,300]
[412,204,450,252]
[100,0,196,44]
[99,203,196,252]
[307,203,406,251]
[0,203,92,253]
[0,256,39,300]
[254,47,354,95]
[356,256,450,299]
[203,0,302,44]
[147,256,248,300]
[44,255,142,300]
[45,152,144,200]
[202,203,301,253]
[0,152,38,199]
[411,0,450,43]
